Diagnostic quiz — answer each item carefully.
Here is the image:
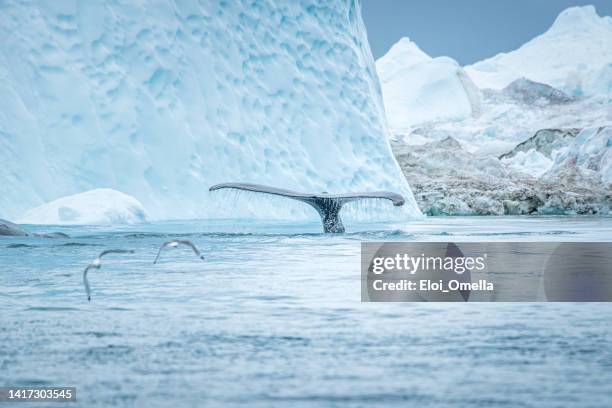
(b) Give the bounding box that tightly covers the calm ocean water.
[1,216,612,407]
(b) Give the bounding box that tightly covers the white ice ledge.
[19,189,148,225]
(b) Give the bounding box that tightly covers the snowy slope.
[376,38,481,130]
[466,5,612,96]
[0,0,420,221]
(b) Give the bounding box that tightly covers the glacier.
[379,5,612,215]
[380,6,611,152]
[392,129,611,216]
[0,0,420,222]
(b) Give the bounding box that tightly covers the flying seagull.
[153,240,205,264]
[209,182,405,233]
[83,249,135,301]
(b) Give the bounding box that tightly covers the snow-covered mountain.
[466,5,612,96]
[376,38,481,130]
[0,0,420,222]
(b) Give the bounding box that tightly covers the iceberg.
[465,6,612,96]
[19,189,148,225]
[376,7,611,157]
[0,0,420,222]
[376,38,481,131]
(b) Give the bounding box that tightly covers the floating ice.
[20,189,148,225]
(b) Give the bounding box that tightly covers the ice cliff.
[0,0,420,222]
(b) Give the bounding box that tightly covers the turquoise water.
[1,217,612,407]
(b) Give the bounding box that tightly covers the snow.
[0,0,420,222]
[376,37,481,130]
[19,189,148,225]
[465,6,612,96]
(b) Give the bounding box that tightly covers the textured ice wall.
[0,0,419,221]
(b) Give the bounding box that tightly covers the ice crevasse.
[0,0,420,222]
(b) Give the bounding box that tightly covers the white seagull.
[153,240,205,264]
[83,249,135,301]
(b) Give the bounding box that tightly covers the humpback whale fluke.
[83,249,135,301]
[153,240,205,264]
[209,183,405,233]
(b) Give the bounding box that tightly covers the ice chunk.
[19,189,148,225]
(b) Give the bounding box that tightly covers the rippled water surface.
[2,217,612,407]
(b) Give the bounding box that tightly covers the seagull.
[83,249,135,301]
[153,240,205,264]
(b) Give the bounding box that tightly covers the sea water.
[1,216,612,407]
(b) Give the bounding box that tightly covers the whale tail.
[209,183,405,233]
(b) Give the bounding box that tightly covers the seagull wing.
[178,240,204,259]
[82,263,99,301]
[153,243,168,264]
[99,249,135,258]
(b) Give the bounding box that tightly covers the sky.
[362,0,612,65]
